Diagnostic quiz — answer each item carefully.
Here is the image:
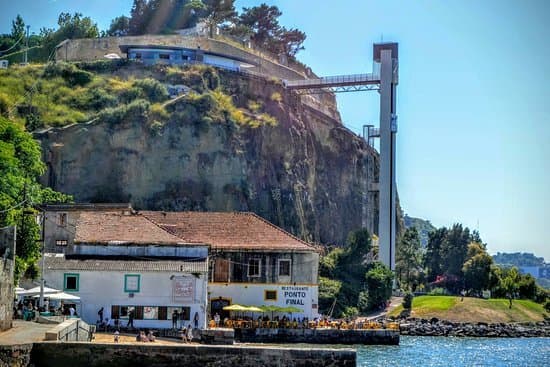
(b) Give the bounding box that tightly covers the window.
[124,274,140,293]
[57,213,67,227]
[159,53,170,60]
[143,306,158,320]
[264,290,277,301]
[56,239,68,246]
[248,258,261,277]
[64,273,79,292]
[168,306,190,320]
[278,259,291,277]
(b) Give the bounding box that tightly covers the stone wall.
[0,227,15,332]
[235,328,399,345]
[31,342,356,367]
[0,344,33,367]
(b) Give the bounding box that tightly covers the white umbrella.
[104,53,121,59]
[33,292,80,301]
[16,286,61,296]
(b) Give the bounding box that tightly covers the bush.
[428,287,448,296]
[341,306,359,319]
[403,292,413,309]
[99,99,150,125]
[44,62,93,86]
[133,78,169,103]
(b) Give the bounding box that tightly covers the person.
[193,311,199,329]
[172,309,179,329]
[187,324,193,342]
[113,330,120,343]
[98,307,104,322]
[69,306,75,317]
[44,299,49,312]
[214,313,220,327]
[460,289,465,302]
[179,308,186,329]
[179,326,188,343]
[139,330,148,342]
[147,330,156,342]
[127,308,135,328]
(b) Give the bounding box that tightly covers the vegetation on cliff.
[0,61,278,132]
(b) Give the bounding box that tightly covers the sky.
[1,0,549,259]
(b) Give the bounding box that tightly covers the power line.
[0,33,25,54]
[0,199,28,213]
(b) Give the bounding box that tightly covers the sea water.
[357,336,550,367]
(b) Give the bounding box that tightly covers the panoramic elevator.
[283,42,399,270]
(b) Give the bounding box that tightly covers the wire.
[0,33,25,54]
[0,199,28,213]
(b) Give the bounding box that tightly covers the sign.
[281,286,309,306]
[172,276,195,303]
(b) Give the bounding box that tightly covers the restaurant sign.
[281,285,309,306]
[172,276,195,303]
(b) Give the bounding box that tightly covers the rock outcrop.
[37,68,381,246]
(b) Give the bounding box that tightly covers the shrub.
[428,287,448,296]
[403,292,413,309]
[119,87,141,104]
[270,92,282,102]
[341,306,359,319]
[44,62,93,86]
[133,78,169,103]
[99,99,150,125]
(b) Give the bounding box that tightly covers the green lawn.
[389,295,548,323]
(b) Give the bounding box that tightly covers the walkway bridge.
[283,73,380,94]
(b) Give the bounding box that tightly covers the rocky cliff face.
[37,68,379,246]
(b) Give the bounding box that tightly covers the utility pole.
[23,25,30,64]
[38,209,46,309]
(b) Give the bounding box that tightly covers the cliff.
[36,62,379,246]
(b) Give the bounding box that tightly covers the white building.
[43,210,209,329]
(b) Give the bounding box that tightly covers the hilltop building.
[40,204,320,327]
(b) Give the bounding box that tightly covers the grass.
[389,295,548,323]
[0,61,279,131]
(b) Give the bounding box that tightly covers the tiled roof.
[141,211,318,252]
[74,212,189,245]
[44,254,208,273]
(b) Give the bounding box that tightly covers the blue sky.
[1,0,549,259]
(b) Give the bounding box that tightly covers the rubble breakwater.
[399,318,550,337]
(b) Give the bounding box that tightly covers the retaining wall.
[0,344,33,367]
[44,318,93,342]
[235,328,399,345]
[30,342,356,367]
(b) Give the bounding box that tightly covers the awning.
[33,292,81,301]
[16,286,61,296]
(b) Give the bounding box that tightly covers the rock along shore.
[398,318,550,337]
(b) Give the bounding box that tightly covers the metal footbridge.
[283,73,380,94]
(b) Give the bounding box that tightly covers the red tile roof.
[141,211,318,252]
[74,212,188,245]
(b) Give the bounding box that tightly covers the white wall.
[209,283,319,320]
[44,270,208,329]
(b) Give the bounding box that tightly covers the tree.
[424,227,446,282]
[11,15,26,45]
[365,262,394,310]
[441,223,470,291]
[41,12,99,58]
[200,0,237,37]
[106,16,130,36]
[502,267,520,308]
[238,4,282,51]
[275,27,306,57]
[129,0,148,35]
[462,242,493,294]
[396,227,422,289]
[0,117,72,280]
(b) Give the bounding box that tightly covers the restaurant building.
[142,211,321,320]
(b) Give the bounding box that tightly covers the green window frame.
[63,273,79,292]
[124,274,141,293]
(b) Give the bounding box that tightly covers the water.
[357,336,550,367]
